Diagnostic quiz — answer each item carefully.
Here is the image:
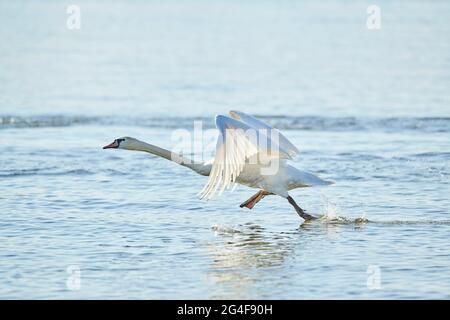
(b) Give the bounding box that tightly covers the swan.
[103,111,332,220]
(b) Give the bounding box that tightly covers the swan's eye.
[116,138,125,145]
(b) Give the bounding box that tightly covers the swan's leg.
[240,191,265,209]
[240,191,272,209]
[287,196,316,221]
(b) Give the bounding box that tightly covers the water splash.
[321,200,339,220]
[316,196,369,224]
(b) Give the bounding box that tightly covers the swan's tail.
[297,170,334,187]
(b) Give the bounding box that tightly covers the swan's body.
[103,111,332,220]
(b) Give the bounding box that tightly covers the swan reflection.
[204,221,342,298]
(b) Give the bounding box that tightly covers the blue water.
[1,0,449,299]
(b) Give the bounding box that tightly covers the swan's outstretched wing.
[199,115,293,200]
[229,110,300,159]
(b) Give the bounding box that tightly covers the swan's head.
[103,137,140,150]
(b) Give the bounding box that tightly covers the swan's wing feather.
[229,110,300,159]
[199,115,291,200]
[199,115,256,200]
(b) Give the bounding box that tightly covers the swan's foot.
[287,196,317,221]
[240,191,272,209]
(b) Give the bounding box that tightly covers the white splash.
[319,195,340,221]
[318,195,369,224]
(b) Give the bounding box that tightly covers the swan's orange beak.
[103,140,119,149]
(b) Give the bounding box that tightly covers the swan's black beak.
[103,140,119,149]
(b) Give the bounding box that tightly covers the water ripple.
[1,115,450,133]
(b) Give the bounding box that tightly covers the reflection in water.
[206,223,292,299]
[210,223,290,268]
[205,221,349,299]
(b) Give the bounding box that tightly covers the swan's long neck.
[130,141,211,176]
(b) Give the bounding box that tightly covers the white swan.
[103,111,332,220]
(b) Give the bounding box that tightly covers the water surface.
[0,0,449,299]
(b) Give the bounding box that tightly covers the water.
[1,0,449,299]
